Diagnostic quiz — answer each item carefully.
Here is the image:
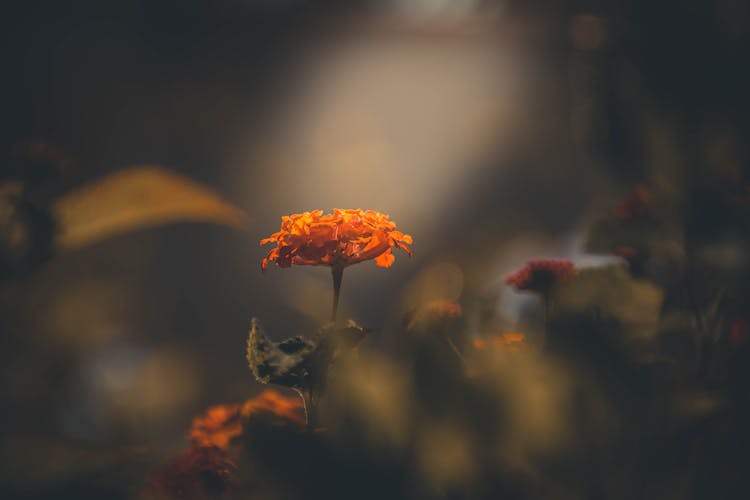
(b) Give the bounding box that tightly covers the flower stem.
[442,333,467,367]
[331,266,344,322]
[542,292,550,341]
[294,388,316,430]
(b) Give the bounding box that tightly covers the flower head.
[188,405,243,451]
[612,185,653,221]
[188,390,305,451]
[10,140,72,186]
[505,259,576,293]
[729,320,749,349]
[260,209,412,271]
[146,445,236,500]
[403,299,462,334]
[240,389,306,427]
[473,333,526,352]
[610,245,638,261]
[609,245,649,275]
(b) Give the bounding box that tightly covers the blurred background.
[1,0,749,498]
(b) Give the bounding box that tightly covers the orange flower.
[505,259,576,293]
[422,299,462,322]
[404,299,462,334]
[240,389,306,428]
[473,333,526,352]
[188,405,243,451]
[188,390,305,451]
[260,209,412,271]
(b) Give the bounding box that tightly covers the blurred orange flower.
[505,259,576,293]
[473,333,526,352]
[241,388,306,426]
[260,209,412,271]
[404,299,462,334]
[423,299,462,321]
[188,405,243,451]
[188,390,305,450]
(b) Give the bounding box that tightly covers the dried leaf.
[246,318,370,392]
[53,166,248,250]
[321,320,371,362]
[247,319,316,389]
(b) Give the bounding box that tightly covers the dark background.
[1,0,748,498]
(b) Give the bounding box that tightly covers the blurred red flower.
[260,209,412,271]
[729,320,749,348]
[610,245,638,261]
[612,185,653,221]
[505,259,576,293]
[609,245,648,274]
[147,445,236,500]
[13,140,73,173]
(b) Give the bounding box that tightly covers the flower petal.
[375,248,395,268]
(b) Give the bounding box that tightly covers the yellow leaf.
[53,166,248,250]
